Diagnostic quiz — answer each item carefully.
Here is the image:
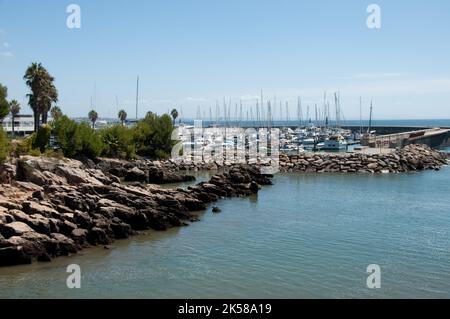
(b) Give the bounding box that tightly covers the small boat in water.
[322,135,348,151]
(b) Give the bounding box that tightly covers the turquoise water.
[0,152,449,298]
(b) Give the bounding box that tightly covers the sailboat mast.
[359,97,363,135]
[135,76,139,120]
[368,99,373,133]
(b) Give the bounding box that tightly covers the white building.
[1,115,35,135]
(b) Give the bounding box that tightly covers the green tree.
[52,115,103,159]
[88,110,98,129]
[101,124,135,159]
[52,115,82,158]
[23,62,58,131]
[118,109,127,126]
[170,108,179,126]
[0,84,9,123]
[9,99,21,138]
[32,124,51,153]
[50,106,63,120]
[0,128,10,163]
[133,112,174,159]
[78,123,104,158]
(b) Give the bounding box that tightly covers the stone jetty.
[279,144,447,174]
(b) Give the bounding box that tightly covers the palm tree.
[170,108,179,126]
[9,100,20,138]
[50,106,63,120]
[88,110,98,129]
[118,109,127,126]
[23,62,58,132]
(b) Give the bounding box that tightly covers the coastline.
[0,144,448,267]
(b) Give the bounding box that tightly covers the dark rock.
[71,228,88,245]
[124,167,148,183]
[86,227,111,246]
[0,222,35,239]
[0,246,32,266]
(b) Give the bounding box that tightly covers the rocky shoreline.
[0,144,447,266]
[0,157,272,266]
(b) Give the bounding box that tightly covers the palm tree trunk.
[34,110,39,132]
[12,114,15,138]
[42,112,48,124]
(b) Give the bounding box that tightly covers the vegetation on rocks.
[100,124,135,159]
[0,129,9,163]
[133,112,174,159]
[0,84,10,123]
[31,124,51,153]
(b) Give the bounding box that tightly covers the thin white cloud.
[3,42,10,48]
[185,97,206,102]
[239,94,259,101]
[0,51,13,57]
[333,72,413,80]
[124,98,149,104]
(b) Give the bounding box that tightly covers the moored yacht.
[323,135,348,150]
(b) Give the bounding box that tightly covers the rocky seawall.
[279,144,448,174]
[0,157,271,266]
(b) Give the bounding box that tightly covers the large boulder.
[0,222,35,239]
[124,167,148,183]
[0,246,32,266]
[48,233,78,256]
[8,210,52,235]
[55,166,104,186]
[22,201,60,218]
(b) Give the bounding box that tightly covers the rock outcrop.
[0,156,271,266]
[92,157,196,184]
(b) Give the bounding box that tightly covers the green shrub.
[78,123,104,158]
[43,148,64,159]
[14,136,33,156]
[100,124,135,159]
[52,115,103,159]
[28,148,41,157]
[32,124,51,152]
[133,113,174,159]
[49,113,175,160]
[0,128,10,163]
[52,115,81,158]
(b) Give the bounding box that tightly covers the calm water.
[0,150,449,298]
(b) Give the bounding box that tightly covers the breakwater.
[279,144,448,174]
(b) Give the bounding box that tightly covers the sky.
[0,0,450,120]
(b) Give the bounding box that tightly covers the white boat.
[323,135,348,150]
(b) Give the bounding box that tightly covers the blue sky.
[0,0,449,120]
